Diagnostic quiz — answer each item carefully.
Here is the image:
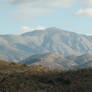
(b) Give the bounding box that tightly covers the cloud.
[73,8,92,17]
[8,0,76,22]
[7,0,76,8]
[50,0,76,8]
[12,7,53,21]
[16,26,45,34]
[81,0,92,7]
[87,34,92,36]
[2,0,76,22]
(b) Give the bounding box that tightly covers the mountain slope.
[75,54,92,64]
[20,53,75,70]
[0,27,92,61]
[20,53,92,69]
[75,61,92,69]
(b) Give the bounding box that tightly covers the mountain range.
[0,27,92,62]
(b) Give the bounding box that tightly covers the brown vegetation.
[0,60,92,92]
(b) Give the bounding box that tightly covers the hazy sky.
[0,0,92,34]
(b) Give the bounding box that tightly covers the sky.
[0,0,92,35]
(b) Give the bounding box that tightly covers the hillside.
[0,60,54,73]
[0,27,92,62]
[20,53,92,70]
[0,60,92,92]
[20,53,75,70]
[74,54,92,64]
[75,61,92,69]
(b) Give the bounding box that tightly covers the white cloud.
[87,34,92,36]
[12,7,53,21]
[16,26,32,34]
[81,0,92,7]
[16,26,45,34]
[49,0,76,8]
[0,0,77,22]
[2,0,77,22]
[7,0,76,8]
[73,8,92,17]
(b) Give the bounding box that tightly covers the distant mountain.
[20,53,92,70]
[74,61,92,69]
[0,27,92,62]
[74,54,92,65]
[20,53,76,70]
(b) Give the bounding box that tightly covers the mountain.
[75,61,92,69]
[20,53,92,70]
[0,27,92,62]
[74,54,92,64]
[20,53,76,70]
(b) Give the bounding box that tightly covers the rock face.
[0,27,92,62]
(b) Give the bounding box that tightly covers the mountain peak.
[21,27,63,36]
